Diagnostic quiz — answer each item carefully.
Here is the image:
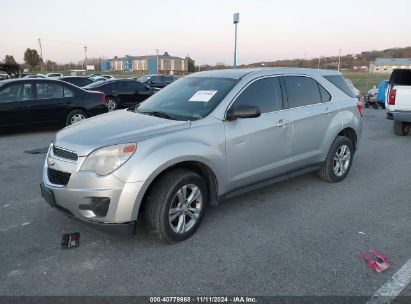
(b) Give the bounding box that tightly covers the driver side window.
[234,77,283,113]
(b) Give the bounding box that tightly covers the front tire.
[393,121,410,136]
[65,110,87,126]
[317,136,354,183]
[144,169,207,243]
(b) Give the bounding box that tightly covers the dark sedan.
[83,79,156,110]
[137,74,176,89]
[59,76,95,88]
[0,79,107,129]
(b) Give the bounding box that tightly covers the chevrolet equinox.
[41,68,363,242]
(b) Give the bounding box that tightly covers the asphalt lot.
[0,109,410,298]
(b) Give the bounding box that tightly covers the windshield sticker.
[188,90,218,102]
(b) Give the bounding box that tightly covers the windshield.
[136,77,238,121]
[137,75,153,82]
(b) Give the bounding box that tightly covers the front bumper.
[387,111,411,122]
[41,149,144,237]
[41,183,135,237]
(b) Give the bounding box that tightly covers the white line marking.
[366,257,411,304]
[3,204,10,208]
[22,222,31,226]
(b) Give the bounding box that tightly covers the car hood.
[55,110,191,156]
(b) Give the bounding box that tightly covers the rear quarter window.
[324,75,356,98]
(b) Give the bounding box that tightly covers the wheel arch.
[338,127,358,150]
[135,160,219,219]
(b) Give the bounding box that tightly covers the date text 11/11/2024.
[149,296,257,303]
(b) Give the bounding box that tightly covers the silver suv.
[41,68,363,242]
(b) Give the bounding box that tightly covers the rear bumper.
[387,111,411,122]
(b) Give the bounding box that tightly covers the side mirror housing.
[226,105,261,121]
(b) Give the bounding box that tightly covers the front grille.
[53,146,78,161]
[48,168,71,186]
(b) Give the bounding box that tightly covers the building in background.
[369,58,411,73]
[101,52,188,75]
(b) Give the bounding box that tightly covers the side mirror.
[226,105,261,121]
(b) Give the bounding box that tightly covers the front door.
[0,82,34,127]
[224,77,292,192]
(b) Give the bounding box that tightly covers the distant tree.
[187,57,196,73]
[24,48,41,69]
[3,55,17,65]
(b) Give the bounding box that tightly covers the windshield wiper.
[139,111,174,120]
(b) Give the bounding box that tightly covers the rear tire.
[317,136,354,183]
[144,169,207,243]
[393,121,410,136]
[372,103,378,109]
[105,97,118,111]
[65,110,87,126]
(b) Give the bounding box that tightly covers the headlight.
[81,143,136,176]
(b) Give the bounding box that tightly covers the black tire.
[364,102,370,108]
[65,109,87,126]
[372,103,378,109]
[317,136,354,183]
[393,121,410,136]
[381,104,386,109]
[144,169,207,243]
[105,96,118,110]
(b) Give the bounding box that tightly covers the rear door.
[225,76,292,191]
[115,81,134,105]
[0,82,34,127]
[128,81,153,104]
[283,76,338,171]
[32,82,76,123]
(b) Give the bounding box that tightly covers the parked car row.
[83,79,157,110]
[0,78,107,129]
[0,75,162,128]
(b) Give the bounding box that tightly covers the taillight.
[357,101,363,117]
[102,94,106,103]
[388,89,396,105]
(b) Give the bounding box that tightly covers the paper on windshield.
[188,90,218,102]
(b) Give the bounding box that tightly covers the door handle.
[323,108,333,115]
[276,119,289,128]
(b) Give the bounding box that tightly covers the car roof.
[0,78,76,86]
[189,67,342,79]
[60,76,89,79]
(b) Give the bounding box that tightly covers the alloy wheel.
[168,184,203,234]
[70,113,86,124]
[333,144,351,176]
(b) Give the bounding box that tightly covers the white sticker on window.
[188,90,217,102]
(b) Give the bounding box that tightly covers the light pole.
[233,13,239,69]
[84,46,88,70]
[338,48,341,71]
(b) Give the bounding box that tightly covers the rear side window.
[283,76,322,107]
[36,83,64,99]
[324,75,356,98]
[234,77,283,113]
[319,84,332,102]
[389,69,411,86]
[63,87,74,97]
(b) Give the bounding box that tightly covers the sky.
[1,0,411,65]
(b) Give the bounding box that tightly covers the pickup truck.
[386,69,411,136]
